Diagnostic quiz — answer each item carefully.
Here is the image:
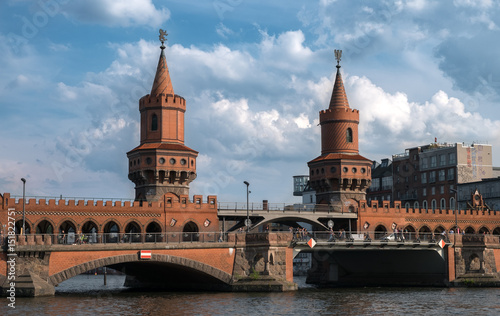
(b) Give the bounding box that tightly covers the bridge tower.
[127,31,198,201]
[308,50,372,210]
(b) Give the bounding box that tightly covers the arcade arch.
[183,221,199,242]
[374,224,387,240]
[103,221,120,243]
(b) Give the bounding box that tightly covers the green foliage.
[250,268,260,280]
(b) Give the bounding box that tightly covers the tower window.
[346,128,353,143]
[151,114,158,131]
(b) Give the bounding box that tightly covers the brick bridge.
[1,232,297,296]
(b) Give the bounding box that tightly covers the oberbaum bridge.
[2,31,500,297]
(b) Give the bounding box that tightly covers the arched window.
[431,199,437,211]
[450,197,456,210]
[440,198,446,210]
[346,128,353,143]
[405,202,410,212]
[413,201,419,210]
[422,200,428,210]
[151,114,158,131]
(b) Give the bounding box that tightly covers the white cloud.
[60,0,170,27]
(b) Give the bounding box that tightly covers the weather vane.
[159,29,168,47]
[334,49,342,67]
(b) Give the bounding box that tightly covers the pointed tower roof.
[328,52,349,109]
[150,40,174,97]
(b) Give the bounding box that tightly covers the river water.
[3,275,500,315]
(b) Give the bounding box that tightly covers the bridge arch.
[493,227,500,236]
[57,218,77,234]
[374,224,387,239]
[464,226,475,234]
[15,219,32,234]
[103,220,121,243]
[35,218,55,234]
[183,220,199,242]
[48,253,232,287]
[124,221,142,243]
[82,220,99,234]
[478,226,490,234]
[145,220,163,242]
[433,225,445,234]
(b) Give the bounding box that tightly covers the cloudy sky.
[2,0,500,205]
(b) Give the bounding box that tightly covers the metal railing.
[291,231,491,244]
[218,203,356,214]
[6,232,227,246]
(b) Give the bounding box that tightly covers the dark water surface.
[3,275,500,315]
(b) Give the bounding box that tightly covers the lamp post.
[21,178,26,235]
[243,181,249,232]
[450,188,458,233]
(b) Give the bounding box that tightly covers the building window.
[447,168,455,180]
[423,188,427,197]
[414,201,419,210]
[151,114,158,131]
[440,198,446,210]
[431,199,437,210]
[429,171,436,183]
[450,197,455,210]
[449,153,456,164]
[346,128,353,143]
[440,155,446,166]
[421,173,427,184]
[431,187,435,195]
[421,158,428,169]
[430,156,437,168]
[440,186,444,194]
[423,200,428,210]
[439,170,445,181]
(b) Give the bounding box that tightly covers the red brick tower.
[308,50,372,211]
[127,31,198,201]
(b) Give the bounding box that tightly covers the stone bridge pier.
[0,232,297,297]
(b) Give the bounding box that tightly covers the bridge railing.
[8,232,227,246]
[295,231,460,243]
[218,203,354,213]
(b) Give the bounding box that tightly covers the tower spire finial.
[334,49,342,68]
[159,29,168,49]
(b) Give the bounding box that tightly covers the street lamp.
[450,188,458,234]
[243,181,250,232]
[21,178,26,235]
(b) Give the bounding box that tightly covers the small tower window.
[151,114,158,131]
[346,128,353,143]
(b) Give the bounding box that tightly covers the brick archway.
[48,253,232,286]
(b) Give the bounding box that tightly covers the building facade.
[392,142,493,212]
[366,158,393,204]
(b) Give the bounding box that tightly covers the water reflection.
[5,275,500,316]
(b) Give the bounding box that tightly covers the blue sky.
[1,0,500,204]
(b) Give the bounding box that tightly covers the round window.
[352,167,357,173]
[170,158,176,165]
[343,167,348,173]
[361,168,366,174]
[321,168,325,174]
[330,167,336,173]
[180,158,187,165]
[146,157,152,165]
[159,158,165,164]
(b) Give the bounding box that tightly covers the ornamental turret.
[127,30,198,201]
[308,50,372,210]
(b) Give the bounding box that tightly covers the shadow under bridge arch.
[48,253,233,291]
